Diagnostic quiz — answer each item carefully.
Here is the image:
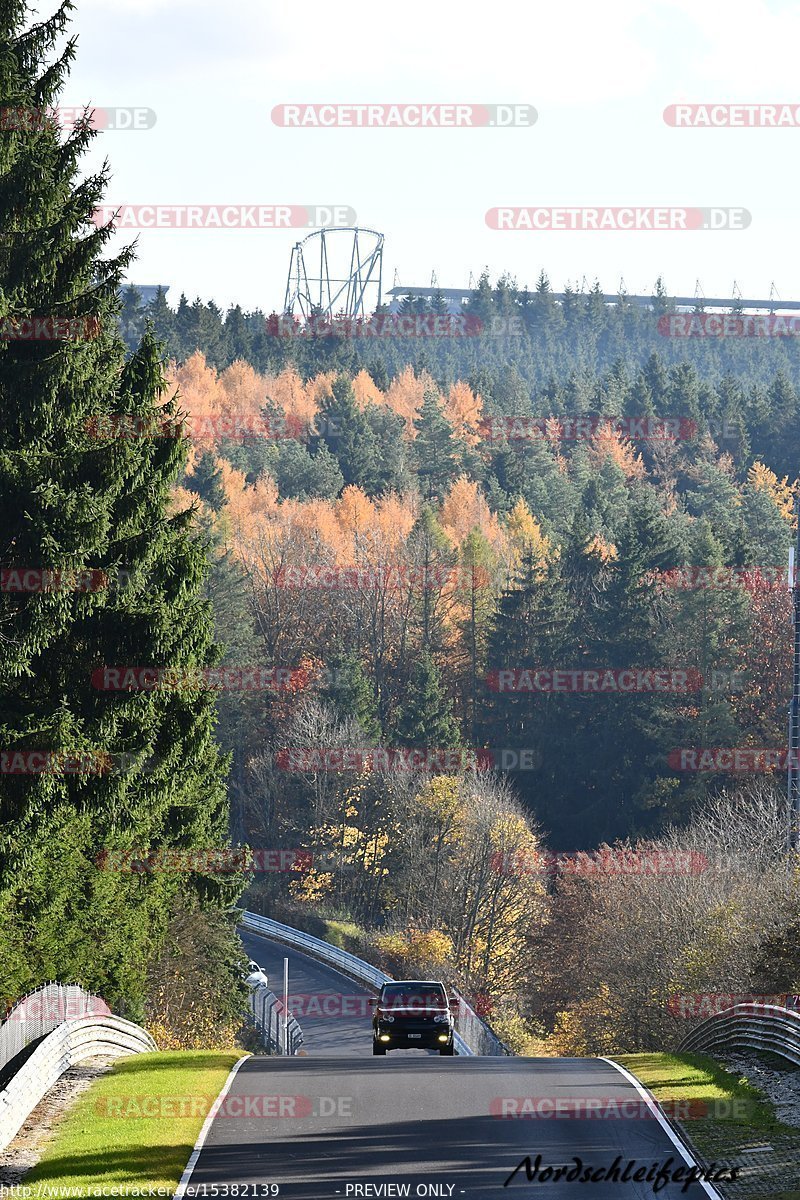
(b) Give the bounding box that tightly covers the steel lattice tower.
[284,228,383,319]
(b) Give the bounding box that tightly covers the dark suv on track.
[371,980,456,1055]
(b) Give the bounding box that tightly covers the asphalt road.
[179,931,725,1198]
[240,929,378,1057]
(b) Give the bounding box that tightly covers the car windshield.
[380,985,447,1010]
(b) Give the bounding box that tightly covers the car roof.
[382,980,445,987]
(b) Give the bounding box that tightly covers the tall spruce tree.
[321,652,381,742]
[392,653,461,750]
[312,373,379,493]
[413,389,460,502]
[482,550,573,824]
[0,1,234,1012]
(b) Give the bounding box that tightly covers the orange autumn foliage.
[219,359,266,425]
[264,366,319,432]
[306,372,336,409]
[167,351,224,447]
[444,381,482,446]
[373,492,417,550]
[584,533,619,564]
[385,365,436,433]
[352,369,385,410]
[441,477,506,555]
[218,460,279,553]
[586,423,645,480]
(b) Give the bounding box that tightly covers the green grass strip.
[618,1051,782,1131]
[22,1050,243,1197]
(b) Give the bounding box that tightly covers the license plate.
[408,1033,422,1039]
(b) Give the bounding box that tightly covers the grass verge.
[618,1051,783,1134]
[22,1050,243,1198]
[618,1052,800,1199]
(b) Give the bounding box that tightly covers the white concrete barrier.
[0,1015,157,1150]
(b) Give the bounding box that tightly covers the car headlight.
[433,1014,450,1023]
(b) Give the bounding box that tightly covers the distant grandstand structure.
[386,284,800,315]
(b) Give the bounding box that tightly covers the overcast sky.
[53,0,800,312]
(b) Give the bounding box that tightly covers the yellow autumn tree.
[748,461,796,524]
[444,802,547,996]
[306,371,336,409]
[217,460,279,553]
[336,486,378,551]
[506,498,553,571]
[546,985,621,1056]
[584,533,619,564]
[374,492,417,549]
[265,366,318,430]
[219,359,266,426]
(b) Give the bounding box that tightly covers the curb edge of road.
[172,1053,252,1200]
[600,1057,727,1199]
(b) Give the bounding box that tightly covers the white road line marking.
[600,1056,727,1198]
[172,1054,252,1199]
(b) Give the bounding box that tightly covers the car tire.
[439,1042,455,1056]
[372,1042,387,1055]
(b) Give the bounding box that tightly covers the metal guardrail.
[240,910,512,1056]
[0,982,112,1072]
[248,984,303,1055]
[449,987,512,1056]
[678,1002,800,1066]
